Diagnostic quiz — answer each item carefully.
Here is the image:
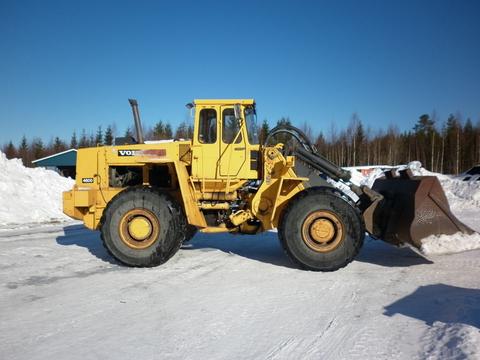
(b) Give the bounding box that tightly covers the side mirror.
[234,103,242,121]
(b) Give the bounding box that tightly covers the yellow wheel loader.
[63,99,474,271]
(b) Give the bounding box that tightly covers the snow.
[353,161,424,188]
[421,232,480,255]
[0,154,479,359]
[0,152,74,228]
[418,167,480,210]
[343,166,366,186]
[0,213,479,359]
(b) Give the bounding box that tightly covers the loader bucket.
[363,169,474,248]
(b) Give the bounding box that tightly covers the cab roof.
[193,99,255,106]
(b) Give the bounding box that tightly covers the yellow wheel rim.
[119,209,160,249]
[301,210,344,253]
[129,217,152,240]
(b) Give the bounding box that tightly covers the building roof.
[32,149,77,167]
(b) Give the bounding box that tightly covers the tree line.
[1,120,193,167]
[2,113,480,174]
[261,112,480,174]
[311,113,480,175]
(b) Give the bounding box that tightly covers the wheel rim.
[119,209,160,249]
[301,210,344,253]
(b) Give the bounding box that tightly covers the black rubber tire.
[279,187,364,271]
[183,225,198,242]
[100,186,186,267]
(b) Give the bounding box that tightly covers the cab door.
[191,106,220,179]
[219,106,247,177]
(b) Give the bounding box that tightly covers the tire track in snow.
[345,325,403,360]
[259,278,364,360]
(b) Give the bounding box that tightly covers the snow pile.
[418,167,480,210]
[421,232,480,255]
[0,152,74,227]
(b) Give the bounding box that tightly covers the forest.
[2,112,480,175]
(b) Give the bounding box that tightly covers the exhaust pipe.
[128,99,144,144]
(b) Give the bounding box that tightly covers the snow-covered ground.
[1,215,479,360]
[1,154,479,359]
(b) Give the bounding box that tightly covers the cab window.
[245,106,259,144]
[198,109,217,144]
[222,108,242,144]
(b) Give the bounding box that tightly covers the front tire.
[100,187,186,267]
[279,187,364,271]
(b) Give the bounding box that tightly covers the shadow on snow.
[55,224,118,265]
[355,237,433,267]
[56,224,432,270]
[384,283,480,329]
[184,231,296,269]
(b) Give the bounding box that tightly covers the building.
[32,149,77,178]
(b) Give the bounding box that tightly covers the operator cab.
[190,99,260,180]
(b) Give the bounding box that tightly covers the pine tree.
[413,114,436,169]
[386,125,399,165]
[104,125,113,145]
[95,126,103,146]
[175,122,188,139]
[187,124,194,139]
[444,114,461,174]
[70,131,78,149]
[4,141,17,159]
[165,123,173,139]
[53,137,66,153]
[88,133,95,147]
[275,117,292,146]
[462,118,475,172]
[259,119,270,144]
[315,132,327,155]
[79,129,89,148]
[153,120,165,139]
[354,120,365,165]
[18,135,29,165]
[347,114,363,166]
[32,138,45,160]
[124,126,133,138]
[277,117,291,127]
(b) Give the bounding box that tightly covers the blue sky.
[1,0,479,145]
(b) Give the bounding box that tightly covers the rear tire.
[100,186,186,267]
[279,187,364,271]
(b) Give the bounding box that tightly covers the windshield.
[245,106,259,144]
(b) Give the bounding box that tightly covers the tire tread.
[278,186,364,271]
[100,186,186,267]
